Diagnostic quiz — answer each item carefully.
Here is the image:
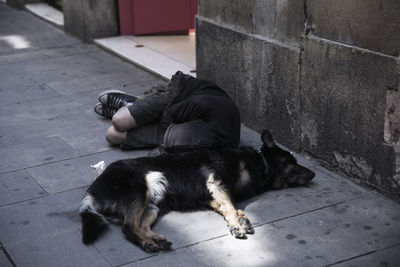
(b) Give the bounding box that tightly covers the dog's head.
[260,130,315,189]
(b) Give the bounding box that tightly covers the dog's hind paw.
[238,217,254,234]
[229,225,247,239]
[142,241,160,253]
[154,238,172,250]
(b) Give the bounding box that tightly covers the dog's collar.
[257,150,269,172]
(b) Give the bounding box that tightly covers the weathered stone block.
[237,37,301,149]
[196,17,247,102]
[196,18,301,150]
[198,0,255,33]
[6,0,24,9]
[274,0,305,45]
[198,0,304,46]
[63,0,118,42]
[300,36,400,194]
[307,0,400,56]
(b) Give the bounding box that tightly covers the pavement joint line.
[0,155,77,175]
[3,225,79,249]
[112,232,231,266]
[114,254,158,267]
[0,246,16,267]
[324,249,377,267]
[68,78,163,97]
[0,93,61,109]
[56,134,83,154]
[114,233,229,267]
[43,71,157,92]
[51,184,89,196]
[255,200,347,228]
[92,240,113,267]
[0,191,49,208]
[0,45,97,66]
[27,167,51,196]
[18,146,121,176]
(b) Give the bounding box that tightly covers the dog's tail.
[79,194,109,244]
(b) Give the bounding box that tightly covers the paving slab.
[45,114,111,156]
[325,195,400,249]
[0,187,85,246]
[0,117,60,146]
[0,50,44,65]
[0,53,115,81]
[0,8,79,55]
[19,96,92,121]
[0,103,33,126]
[45,71,157,95]
[56,79,165,116]
[38,43,100,58]
[189,209,374,267]
[27,149,150,194]
[58,126,112,156]
[0,65,89,91]
[6,228,110,267]
[332,245,400,267]
[0,249,13,267]
[1,3,400,267]
[0,136,77,173]
[122,248,208,267]
[235,169,366,228]
[92,224,152,266]
[0,82,60,106]
[0,170,47,207]
[92,210,227,266]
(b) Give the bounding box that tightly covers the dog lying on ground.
[79,130,315,252]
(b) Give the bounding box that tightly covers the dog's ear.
[261,130,276,148]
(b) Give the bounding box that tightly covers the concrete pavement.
[0,4,399,266]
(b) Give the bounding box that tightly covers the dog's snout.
[288,165,315,186]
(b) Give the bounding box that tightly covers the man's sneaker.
[98,90,137,109]
[94,102,116,119]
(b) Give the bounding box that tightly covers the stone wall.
[196,0,400,197]
[63,0,119,42]
[6,0,40,9]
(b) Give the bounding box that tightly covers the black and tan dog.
[79,130,315,252]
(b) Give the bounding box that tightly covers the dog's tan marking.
[206,172,251,238]
[122,190,159,250]
[139,204,171,249]
[123,189,171,251]
[140,203,159,230]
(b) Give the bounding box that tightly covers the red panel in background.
[118,0,198,35]
[118,0,134,35]
[189,0,197,29]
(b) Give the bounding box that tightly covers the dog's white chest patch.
[79,194,95,213]
[145,171,168,204]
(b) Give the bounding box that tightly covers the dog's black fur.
[79,130,315,252]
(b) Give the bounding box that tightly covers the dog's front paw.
[229,225,247,239]
[238,216,254,234]
[238,210,254,234]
